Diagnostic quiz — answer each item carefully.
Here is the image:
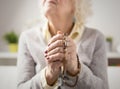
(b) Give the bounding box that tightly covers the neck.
[48,19,74,36]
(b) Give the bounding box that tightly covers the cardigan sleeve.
[17,32,57,89]
[76,32,109,89]
[65,31,109,89]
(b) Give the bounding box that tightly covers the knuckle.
[54,40,58,45]
[48,46,52,51]
[56,40,62,46]
[50,55,54,60]
[56,53,60,56]
[57,47,60,52]
[60,40,63,45]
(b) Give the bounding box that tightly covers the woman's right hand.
[44,33,65,85]
[45,61,62,85]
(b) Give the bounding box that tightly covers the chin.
[44,8,53,16]
[44,6,56,17]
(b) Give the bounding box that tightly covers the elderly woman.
[17,0,109,89]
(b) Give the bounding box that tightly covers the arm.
[17,32,57,89]
[76,32,109,89]
[65,32,109,89]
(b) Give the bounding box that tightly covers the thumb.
[57,31,63,34]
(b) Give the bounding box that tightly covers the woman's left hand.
[64,36,79,75]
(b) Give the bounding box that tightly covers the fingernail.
[45,50,47,53]
[47,57,49,60]
[48,43,50,46]
[45,54,47,57]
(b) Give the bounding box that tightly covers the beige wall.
[0,0,40,51]
[87,0,120,51]
[0,0,120,51]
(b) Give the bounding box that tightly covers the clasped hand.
[44,32,78,85]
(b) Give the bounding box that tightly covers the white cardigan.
[17,25,109,89]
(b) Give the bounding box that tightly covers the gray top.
[17,25,109,89]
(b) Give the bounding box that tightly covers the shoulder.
[83,27,106,50]
[20,25,42,37]
[80,26,106,52]
[77,27,106,65]
[82,27,105,43]
[84,27,104,38]
[19,25,43,42]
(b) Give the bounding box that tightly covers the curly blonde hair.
[75,0,92,25]
[38,0,92,25]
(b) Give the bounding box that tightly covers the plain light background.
[0,0,120,52]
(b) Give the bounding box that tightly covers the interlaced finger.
[47,47,64,56]
[48,34,64,46]
[47,40,65,52]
